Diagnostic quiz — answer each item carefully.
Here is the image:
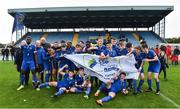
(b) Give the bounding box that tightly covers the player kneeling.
[68,68,92,99]
[37,65,75,98]
[94,72,127,106]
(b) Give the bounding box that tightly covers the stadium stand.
[138,31,162,48]
[78,31,105,42]
[110,31,139,46]
[9,6,173,47]
[46,32,73,43]
[14,31,165,47]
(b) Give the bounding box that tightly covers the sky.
[0,0,179,44]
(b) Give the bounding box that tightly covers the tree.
[165,37,180,43]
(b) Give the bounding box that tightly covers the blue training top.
[21,44,35,61]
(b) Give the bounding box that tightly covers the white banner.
[64,54,139,82]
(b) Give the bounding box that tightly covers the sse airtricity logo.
[88,59,97,69]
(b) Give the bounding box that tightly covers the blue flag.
[12,13,25,34]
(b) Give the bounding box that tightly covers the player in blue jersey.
[100,41,117,59]
[117,38,128,56]
[83,41,94,54]
[89,37,107,87]
[52,42,61,81]
[89,37,107,56]
[17,36,39,90]
[111,37,119,52]
[42,45,53,86]
[66,42,78,71]
[35,40,44,83]
[140,44,161,95]
[68,68,92,99]
[37,64,75,98]
[66,42,75,54]
[74,44,83,54]
[95,72,128,106]
[58,44,68,81]
[133,46,145,93]
[126,42,138,94]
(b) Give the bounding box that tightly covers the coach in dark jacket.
[15,47,22,72]
[1,48,5,61]
[5,48,9,61]
[10,46,15,61]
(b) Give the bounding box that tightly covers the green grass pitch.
[0,61,180,108]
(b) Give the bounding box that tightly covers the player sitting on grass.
[68,68,92,99]
[37,64,75,98]
[94,72,128,106]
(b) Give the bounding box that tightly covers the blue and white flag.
[65,54,139,82]
[12,13,25,34]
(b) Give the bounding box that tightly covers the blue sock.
[137,80,144,91]
[133,79,137,93]
[39,82,49,88]
[86,87,91,96]
[101,96,112,102]
[156,81,160,91]
[55,89,64,96]
[147,79,152,89]
[75,88,83,93]
[45,73,50,82]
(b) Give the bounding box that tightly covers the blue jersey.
[111,78,126,93]
[145,50,161,73]
[95,45,107,55]
[75,74,84,85]
[59,50,69,68]
[112,45,119,53]
[36,47,44,65]
[100,78,126,93]
[146,50,161,66]
[57,74,75,88]
[133,51,145,73]
[21,44,35,61]
[52,49,61,69]
[117,47,128,56]
[54,49,61,62]
[103,49,117,57]
[133,51,143,68]
[42,50,52,70]
[66,46,75,54]
[61,48,78,70]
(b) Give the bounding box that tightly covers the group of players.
[15,35,164,106]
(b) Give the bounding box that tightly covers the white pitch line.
[150,87,180,108]
[160,92,180,108]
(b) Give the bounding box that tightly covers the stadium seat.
[138,31,162,48]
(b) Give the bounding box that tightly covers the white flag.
[64,54,139,82]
